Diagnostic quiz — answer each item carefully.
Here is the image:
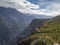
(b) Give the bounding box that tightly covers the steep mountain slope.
[18,15,60,45]
[0,7,52,45]
[17,19,49,41]
[0,7,33,45]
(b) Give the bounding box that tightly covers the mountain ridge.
[0,7,33,45]
[17,19,49,41]
[17,15,60,45]
[0,7,52,45]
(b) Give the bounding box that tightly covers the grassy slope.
[18,16,60,45]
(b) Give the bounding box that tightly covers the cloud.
[38,0,60,16]
[0,0,60,16]
[46,2,60,11]
[0,0,40,13]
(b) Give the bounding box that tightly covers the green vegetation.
[39,21,60,32]
[18,16,60,45]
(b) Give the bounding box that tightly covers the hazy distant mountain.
[32,15,52,19]
[26,14,52,19]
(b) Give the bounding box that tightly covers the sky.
[0,0,60,16]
